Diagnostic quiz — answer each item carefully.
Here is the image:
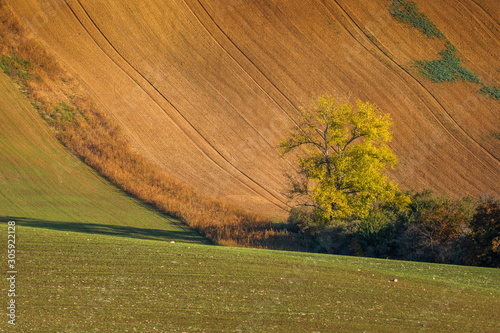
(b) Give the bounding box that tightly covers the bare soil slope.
[7,0,500,217]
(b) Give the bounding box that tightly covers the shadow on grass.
[0,216,211,245]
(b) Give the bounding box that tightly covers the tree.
[280,96,409,224]
[465,197,500,267]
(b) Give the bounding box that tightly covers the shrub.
[464,197,500,267]
[286,206,317,234]
[356,209,397,257]
[417,202,467,244]
[315,223,359,255]
[0,55,31,82]
[285,189,500,267]
[396,192,474,264]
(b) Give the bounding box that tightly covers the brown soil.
[6,0,500,218]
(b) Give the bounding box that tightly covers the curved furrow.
[459,0,500,48]
[328,0,500,174]
[62,1,236,184]
[470,0,500,31]
[69,0,289,211]
[6,0,499,213]
[181,0,290,151]
[185,0,299,118]
[182,0,304,169]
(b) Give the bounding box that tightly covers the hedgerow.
[286,190,498,267]
[464,197,500,267]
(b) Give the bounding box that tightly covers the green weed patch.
[389,1,484,86]
[479,86,500,100]
[389,0,445,39]
[0,55,31,82]
[40,102,81,126]
[415,42,480,83]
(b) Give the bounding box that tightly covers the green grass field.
[0,68,499,332]
[1,225,499,332]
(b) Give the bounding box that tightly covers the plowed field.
[8,0,499,217]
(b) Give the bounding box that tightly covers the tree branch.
[342,133,361,152]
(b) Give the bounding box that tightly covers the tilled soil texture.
[8,0,499,218]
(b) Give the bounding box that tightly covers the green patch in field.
[415,42,480,83]
[42,102,84,125]
[0,54,31,82]
[490,131,500,140]
[389,0,445,39]
[388,1,483,87]
[479,86,500,100]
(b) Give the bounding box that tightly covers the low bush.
[356,209,397,257]
[464,197,500,267]
[285,190,498,267]
[315,223,359,255]
[0,55,31,82]
[395,193,474,264]
[286,206,319,234]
